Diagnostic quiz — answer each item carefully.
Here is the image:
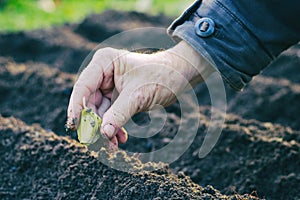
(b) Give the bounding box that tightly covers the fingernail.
[65,117,77,132]
[103,124,116,139]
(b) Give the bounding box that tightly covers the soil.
[1,115,259,200]
[0,10,299,200]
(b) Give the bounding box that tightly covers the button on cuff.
[195,17,215,37]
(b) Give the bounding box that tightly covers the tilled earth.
[0,10,299,200]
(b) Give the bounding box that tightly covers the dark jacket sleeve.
[168,0,300,90]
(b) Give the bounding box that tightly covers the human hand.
[66,41,215,147]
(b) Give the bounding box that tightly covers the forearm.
[168,0,300,91]
[166,40,216,87]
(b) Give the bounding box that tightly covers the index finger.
[66,57,104,130]
[66,48,124,131]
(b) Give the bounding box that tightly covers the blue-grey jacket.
[168,0,300,90]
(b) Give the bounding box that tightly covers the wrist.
[167,41,215,85]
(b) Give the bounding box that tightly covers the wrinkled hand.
[66,41,215,147]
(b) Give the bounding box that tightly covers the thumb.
[101,87,140,139]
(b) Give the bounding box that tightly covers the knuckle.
[94,47,116,58]
[130,89,150,112]
[73,78,84,89]
[73,79,91,94]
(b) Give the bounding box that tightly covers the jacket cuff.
[168,0,272,91]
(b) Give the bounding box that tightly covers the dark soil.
[74,10,173,43]
[0,115,258,200]
[123,103,300,199]
[0,10,299,200]
[227,76,300,130]
[262,43,300,84]
[0,57,74,136]
[194,53,300,131]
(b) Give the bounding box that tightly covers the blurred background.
[0,1,300,199]
[0,0,193,32]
